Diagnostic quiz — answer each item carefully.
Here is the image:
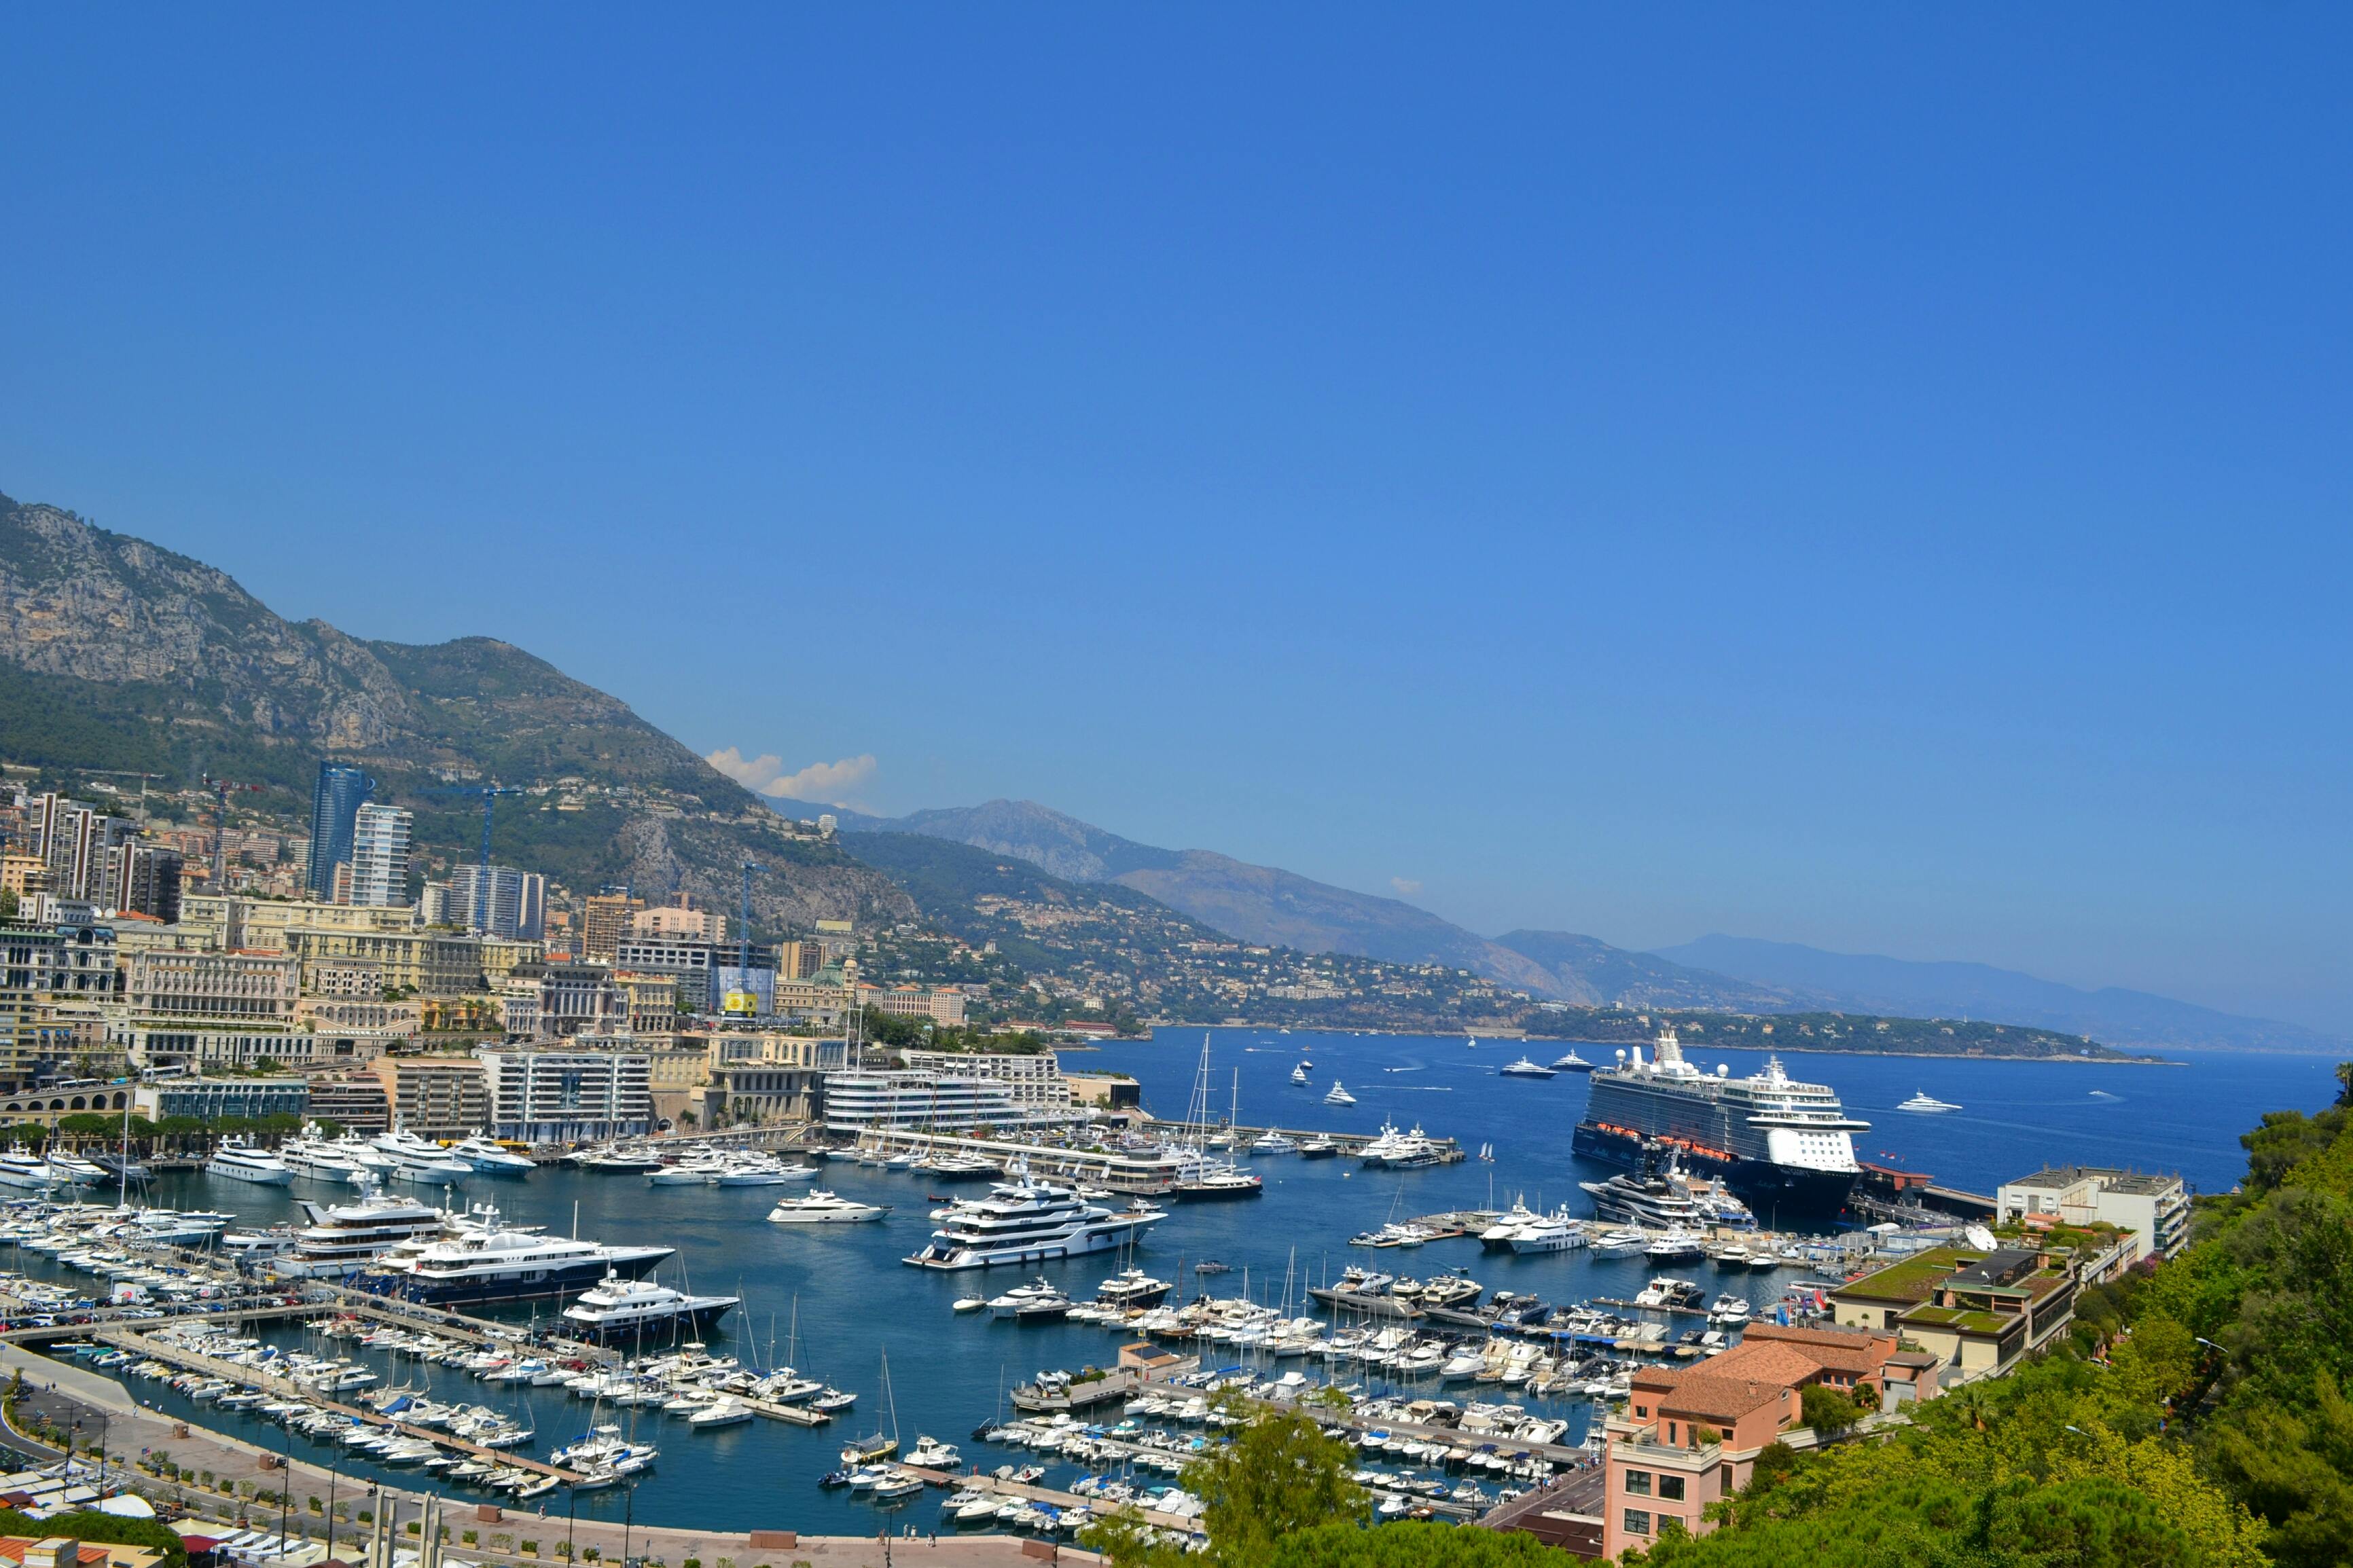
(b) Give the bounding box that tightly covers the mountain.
[0,490,915,931]
[836,799,1573,995]
[1489,929,1814,1011]
[1653,934,2339,1053]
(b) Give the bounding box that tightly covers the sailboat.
[838,1347,900,1464]
[1172,1036,1262,1199]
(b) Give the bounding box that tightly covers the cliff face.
[0,490,916,931]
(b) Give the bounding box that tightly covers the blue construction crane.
[423,784,526,933]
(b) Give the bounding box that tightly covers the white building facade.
[476,1044,654,1143]
[348,805,413,908]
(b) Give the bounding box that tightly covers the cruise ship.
[358,1214,673,1306]
[1571,1029,1867,1211]
[275,1187,449,1279]
[903,1165,1166,1271]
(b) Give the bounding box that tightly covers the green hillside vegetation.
[1558,1006,2140,1061]
[1628,1066,2353,1566]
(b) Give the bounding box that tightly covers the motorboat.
[1249,1131,1298,1154]
[206,1135,293,1186]
[769,1189,889,1224]
[649,1155,728,1186]
[1708,1294,1753,1325]
[571,1145,664,1173]
[985,1277,1074,1322]
[371,1127,474,1184]
[1093,1269,1172,1310]
[1634,1277,1706,1311]
[1644,1227,1707,1263]
[1297,1138,1339,1159]
[1507,1212,1586,1255]
[561,1271,740,1340]
[1897,1091,1962,1114]
[904,1163,1165,1268]
[448,1135,536,1175]
[1589,1227,1648,1257]
[713,1154,814,1186]
[1322,1083,1357,1107]
[1498,1057,1557,1080]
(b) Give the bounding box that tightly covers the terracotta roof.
[0,1542,113,1567]
[1651,1373,1789,1425]
[1740,1321,1892,1374]
[1701,1341,1823,1387]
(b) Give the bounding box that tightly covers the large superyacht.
[1571,1028,1868,1211]
[904,1163,1166,1271]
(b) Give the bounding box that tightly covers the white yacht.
[1507,1211,1587,1254]
[360,1216,672,1306]
[450,1134,536,1175]
[713,1154,812,1186]
[767,1189,889,1225]
[207,1135,294,1186]
[903,1166,1166,1271]
[1551,1049,1596,1072]
[281,1125,394,1184]
[561,1271,740,1340]
[1249,1131,1298,1154]
[372,1127,474,1184]
[1322,1082,1357,1107]
[43,1152,106,1187]
[1289,1063,1311,1087]
[1897,1091,1963,1114]
[1498,1056,1557,1080]
[275,1186,447,1279]
[0,1150,57,1190]
[649,1154,728,1186]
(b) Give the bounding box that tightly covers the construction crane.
[200,775,266,887]
[423,784,526,934]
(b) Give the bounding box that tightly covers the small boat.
[1193,1260,1231,1275]
[1323,1083,1357,1106]
[1498,1057,1557,1080]
[1897,1091,1962,1114]
[951,1296,988,1314]
[1549,1049,1595,1072]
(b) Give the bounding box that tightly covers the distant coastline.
[1130,1020,2171,1065]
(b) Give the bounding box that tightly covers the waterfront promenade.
[0,1344,1097,1568]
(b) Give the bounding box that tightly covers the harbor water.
[25,1030,2336,1534]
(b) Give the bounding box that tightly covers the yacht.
[1289,1063,1311,1087]
[561,1271,740,1340]
[1171,1153,1263,1201]
[1323,1082,1357,1107]
[1249,1131,1298,1155]
[1897,1091,1963,1114]
[1297,1137,1339,1159]
[1498,1057,1557,1080]
[1634,1277,1706,1311]
[1357,1121,1447,1169]
[275,1186,448,1279]
[1574,1028,1869,1211]
[206,1135,294,1186]
[903,1166,1166,1271]
[1094,1269,1172,1309]
[359,1214,672,1306]
[450,1134,536,1175]
[714,1154,813,1186]
[1507,1211,1587,1255]
[1644,1226,1707,1262]
[1580,1152,1754,1230]
[43,1152,106,1188]
[1478,1203,1540,1250]
[0,1149,59,1190]
[571,1145,664,1173]
[1550,1049,1595,1072]
[1589,1226,1649,1257]
[649,1155,728,1186]
[281,1126,393,1184]
[767,1189,889,1225]
[372,1127,474,1184]
[985,1277,1074,1321]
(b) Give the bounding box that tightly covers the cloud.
[706,747,878,805]
[1390,877,1424,897]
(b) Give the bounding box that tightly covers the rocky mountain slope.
[0,490,915,930]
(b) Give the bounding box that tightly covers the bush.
[519,1542,537,1556]
[1799,1383,1858,1437]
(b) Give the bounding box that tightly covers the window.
[1658,1475,1685,1501]
[1623,1510,1652,1537]
[1623,1470,1651,1497]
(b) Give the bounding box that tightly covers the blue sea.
[46,1030,2339,1535]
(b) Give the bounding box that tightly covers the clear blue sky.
[2,9,2347,1031]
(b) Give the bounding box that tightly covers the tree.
[1798,1383,1857,1438]
[1182,1408,1366,1567]
[1270,1521,1577,1567]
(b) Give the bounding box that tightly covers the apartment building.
[1996,1165,2192,1260]
[126,950,298,1021]
[476,1043,653,1143]
[283,928,486,996]
[1604,1323,1922,1558]
[348,805,413,908]
[632,900,725,942]
[135,1078,312,1124]
[368,1055,490,1139]
[306,1072,393,1134]
[867,984,968,1026]
[691,1030,844,1127]
[1831,1245,2079,1380]
[579,892,643,962]
[182,896,416,951]
[295,996,422,1036]
[903,1049,1067,1112]
[0,921,121,1091]
[821,1070,1032,1132]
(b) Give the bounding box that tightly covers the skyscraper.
[451,863,526,938]
[305,763,376,901]
[348,803,414,907]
